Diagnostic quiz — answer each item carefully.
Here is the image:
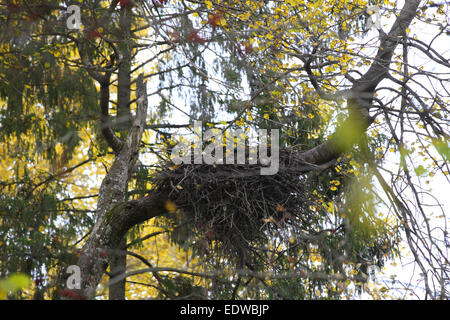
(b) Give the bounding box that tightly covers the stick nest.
[149,148,322,261]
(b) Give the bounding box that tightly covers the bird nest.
[150,148,321,261]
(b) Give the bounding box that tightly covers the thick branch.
[299,0,421,166]
[356,0,421,92]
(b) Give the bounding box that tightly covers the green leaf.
[432,138,450,160]
[399,146,411,168]
[414,165,427,176]
[0,273,31,293]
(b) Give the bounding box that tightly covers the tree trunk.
[108,237,127,300]
[76,74,149,300]
[108,7,134,299]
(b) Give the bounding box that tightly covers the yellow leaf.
[216,16,227,27]
[263,216,276,223]
[165,201,177,213]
